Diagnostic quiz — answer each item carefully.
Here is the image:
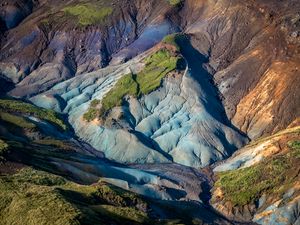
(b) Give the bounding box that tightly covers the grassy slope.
[62,3,113,26]
[0,112,36,129]
[0,164,215,225]
[162,33,187,51]
[83,48,183,121]
[0,139,8,161]
[167,0,182,6]
[0,167,152,225]
[0,99,67,131]
[0,98,74,162]
[214,137,300,206]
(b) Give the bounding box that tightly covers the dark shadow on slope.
[0,76,15,96]
[147,198,232,225]
[7,143,137,185]
[129,130,174,161]
[199,181,212,205]
[176,35,249,141]
[0,17,7,33]
[121,101,137,129]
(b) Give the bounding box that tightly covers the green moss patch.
[62,3,113,26]
[167,0,182,6]
[0,112,36,129]
[288,140,300,151]
[83,49,184,121]
[0,99,67,131]
[92,205,149,223]
[11,167,67,186]
[215,140,300,206]
[137,49,184,95]
[33,139,75,151]
[99,72,139,117]
[0,167,152,225]
[162,33,187,50]
[0,139,9,161]
[0,168,79,225]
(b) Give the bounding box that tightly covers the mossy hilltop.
[0,99,67,131]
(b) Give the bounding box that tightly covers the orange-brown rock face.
[233,61,300,139]
[183,0,300,139]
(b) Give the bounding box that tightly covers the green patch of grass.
[62,3,113,26]
[137,49,180,95]
[90,99,101,108]
[162,33,186,50]
[0,168,79,225]
[0,139,9,161]
[83,49,184,121]
[215,143,300,206]
[92,182,145,207]
[0,112,36,129]
[288,140,300,150]
[99,73,139,116]
[12,167,67,186]
[93,205,149,223]
[167,0,182,6]
[0,139,8,152]
[33,139,74,151]
[288,140,300,158]
[0,99,67,131]
[0,167,154,225]
[83,107,99,122]
[40,18,50,26]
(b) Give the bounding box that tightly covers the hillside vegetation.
[83,49,184,121]
[0,99,67,131]
[0,167,153,225]
[62,3,113,26]
[215,138,300,206]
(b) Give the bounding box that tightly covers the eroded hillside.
[0,0,299,224]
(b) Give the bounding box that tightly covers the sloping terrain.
[182,0,300,138]
[0,165,231,225]
[0,98,230,224]
[212,126,300,224]
[0,0,299,224]
[1,0,299,164]
[0,98,209,202]
[30,40,247,167]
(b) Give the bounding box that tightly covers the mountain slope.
[0,0,299,224]
[1,0,299,157]
[30,40,247,167]
[212,126,300,224]
[0,98,230,224]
